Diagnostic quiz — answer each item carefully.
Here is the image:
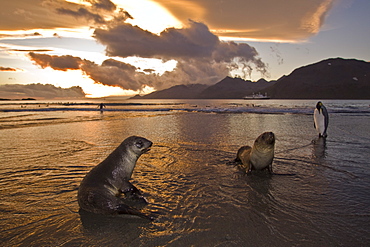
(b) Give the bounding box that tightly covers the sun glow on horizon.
[64,0,92,7]
[30,69,148,98]
[0,27,95,40]
[219,36,304,44]
[83,83,156,98]
[113,0,183,34]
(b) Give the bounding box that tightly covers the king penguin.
[314,101,329,138]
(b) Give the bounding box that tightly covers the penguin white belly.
[314,109,325,135]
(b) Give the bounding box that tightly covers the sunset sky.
[0,0,369,98]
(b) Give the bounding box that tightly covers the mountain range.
[132,58,370,99]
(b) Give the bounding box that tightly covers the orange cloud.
[0,66,18,72]
[28,21,268,91]
[153,0,336,42]
[300,0,334,34]
[0,0,99,31]
[28,52,84,71]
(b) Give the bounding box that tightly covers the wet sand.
[1,100,370,246]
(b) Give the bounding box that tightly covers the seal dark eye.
[135,141,144,149]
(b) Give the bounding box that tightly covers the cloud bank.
[4,0,335,95]
[0,66,19,72]
[0,83,85,99]
[28,52,84,71]
[154,0,335,41]
[28,20,267,91]
[0,0,335,41]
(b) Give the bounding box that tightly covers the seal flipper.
[116,204,154,221]
[120,181,148,204]
[120,181,142,195]
[267,162,273,173]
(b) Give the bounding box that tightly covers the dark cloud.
[82,58,230,91]
[93,20,267,89]
[81,59,144,90]
[26,53,144,91]
[28,20,268,91]
[55,1,131,26]
[27,51,229,91]
[94,21,219,59]
[25,32,42,37]
[93,20,267,70]
[153,59,229,89]
[11,49,53,52]
[85,0,116,11]
[56,7,105,24]
[0,83,85,99]
[101,59,137,70]
[0,66,18,72]
[143,69,155,73]
[28,52,84,71]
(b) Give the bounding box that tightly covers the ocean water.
[1,99,370,246]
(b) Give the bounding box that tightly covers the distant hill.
[131,84,208,99]
[132,77,274,99]
[197,77,274,99]
[265,58,370,99]
[132,58,370,99]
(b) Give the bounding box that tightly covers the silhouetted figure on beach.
[98,103,106,112]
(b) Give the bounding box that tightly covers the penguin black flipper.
[321,104,329,137]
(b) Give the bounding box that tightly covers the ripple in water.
[1,105,370,246]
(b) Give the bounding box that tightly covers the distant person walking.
[98,103,106,111]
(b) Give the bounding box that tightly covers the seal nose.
[142,140,153,153]
[263,132,275,144]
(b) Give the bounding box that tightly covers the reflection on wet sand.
[1,106,370,246]
[79,209,147,246]
[311,137,327,162]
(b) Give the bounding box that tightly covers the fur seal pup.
[78,136,153,219]
[236,132,275,174]
[314,101,329,138]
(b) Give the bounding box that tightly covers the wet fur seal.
[78,136,153,219]
[236,132,275,174]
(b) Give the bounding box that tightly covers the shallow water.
[1,100,370,246]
